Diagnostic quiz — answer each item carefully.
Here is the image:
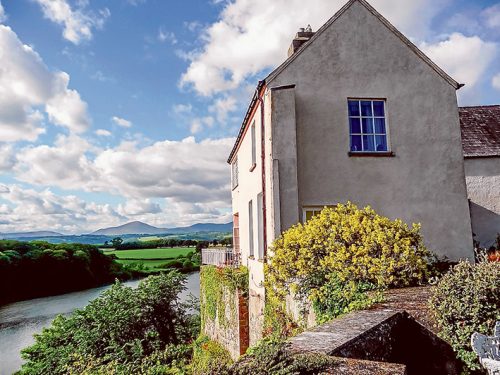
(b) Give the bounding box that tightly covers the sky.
[0,0,499,234]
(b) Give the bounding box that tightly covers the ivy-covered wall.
[200,265,249,360]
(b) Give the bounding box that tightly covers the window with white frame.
[231,156,239,189]
[251,121,256,167]
[348,100,388,152]
[303,207,329,222]
[248,199,254,257]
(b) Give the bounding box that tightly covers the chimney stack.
[287,25,315,57]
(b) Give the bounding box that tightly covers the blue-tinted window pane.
[348,100,360,116]
[375,135,388,151]
[361,101,372,116]
[362,135,375,151]
[373,101,385,117]
[374,118,386,133]
[349,118,361,133]
[362,118,373,133]
[350,135,362,151]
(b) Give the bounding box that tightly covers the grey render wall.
[268,1,473,260]
[464,157,500,248]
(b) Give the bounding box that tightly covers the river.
[0,272,200,375]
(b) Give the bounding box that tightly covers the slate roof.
[459,105,500,158]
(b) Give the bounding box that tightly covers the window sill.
[348,151,395,157]
[249,163,256,172]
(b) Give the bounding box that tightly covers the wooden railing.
[201,247,238,267]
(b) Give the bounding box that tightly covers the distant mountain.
[91,221,232,236]
[91,221,166,235]
[0,231,64,239]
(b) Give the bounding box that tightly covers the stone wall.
[200,266,249,360]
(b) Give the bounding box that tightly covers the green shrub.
[429,261,500,373]
[223,339,336,375]
[19,272,196,375]
[191,335,232,375]
[265,202,430,330]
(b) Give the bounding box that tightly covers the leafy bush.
[218,339,336,375]
[265,202,430,328]
[429,261,500,373]
[19,271,198,375]
[191,335,233,375]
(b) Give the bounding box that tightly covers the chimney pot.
[287,26,315,57]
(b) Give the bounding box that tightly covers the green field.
[103,247,194,270]
[105,247,192,259]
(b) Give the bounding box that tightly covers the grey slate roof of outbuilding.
[459,105,500,158]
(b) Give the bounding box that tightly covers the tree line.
[0,240,135,305]
[103,237,233,251]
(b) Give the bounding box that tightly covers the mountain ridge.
[91,221,232,236]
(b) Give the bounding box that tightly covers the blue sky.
[0,0,499,233]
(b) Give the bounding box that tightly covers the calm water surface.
[0,272,200,375]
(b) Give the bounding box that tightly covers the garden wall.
[200,266,249,360]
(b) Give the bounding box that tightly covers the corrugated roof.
[459,105,500,158]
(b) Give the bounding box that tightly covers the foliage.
[64,344,192,375]
[310,275,383,324]
[200,266,248,329]
[19,272,199,375]
[0,240,133,305]
[212,339,336,375]
[429,260,500,373]
[191,335,233,375]
[265,202,430,330]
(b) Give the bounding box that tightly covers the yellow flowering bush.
[265,202,430,325]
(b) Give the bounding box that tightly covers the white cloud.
[112,116,132,128]
[0,1,6,22]
[190,116,214,134]
[14,135,234,207]
[493,73,500,91]
[117,199,161,216]
[0,144,15,171]
[157,27,177,44]
[180,0,450,96]
[172,103,193,115]
[482,4,500,29]
[34,0,110,44]
[420,33,497,91]
[0,184,126,233]
[209,96,237,123]
[0,25,90,141]
[95,129,112,136]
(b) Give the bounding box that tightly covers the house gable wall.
[268,1,473,259]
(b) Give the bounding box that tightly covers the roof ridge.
[459,104,500,109]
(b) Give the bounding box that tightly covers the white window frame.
[248,199,254,257]
[302,206,327,222]
[231,156,239,189]
[348,99,390,153]
[257,193,264,260]
[251,121,256,168]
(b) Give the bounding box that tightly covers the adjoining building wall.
[464,157,500,248]
[268,0,473,260]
